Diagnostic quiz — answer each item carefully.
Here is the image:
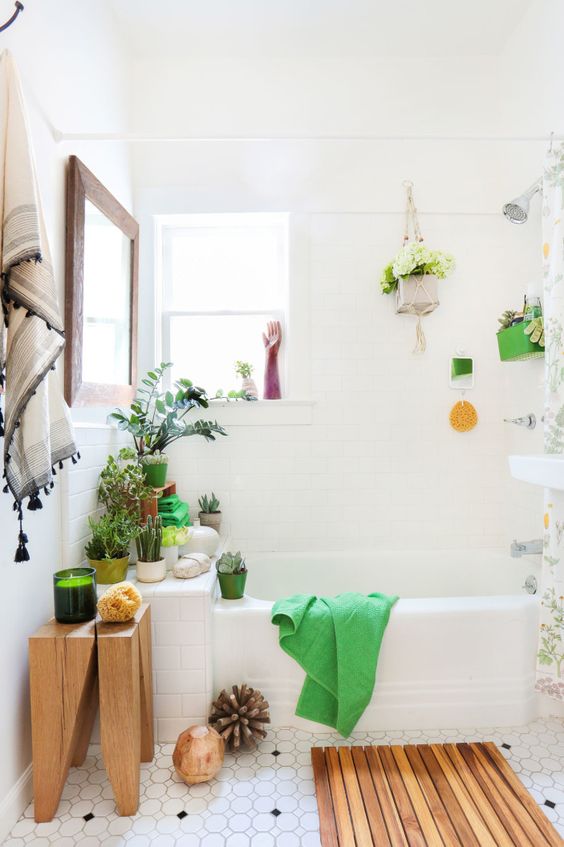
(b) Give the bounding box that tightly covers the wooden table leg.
[97,617,141,816]
[29,619,97,822]
[71,676,99,766]
[137,604,154,762]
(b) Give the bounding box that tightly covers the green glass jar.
[53,567,97,624]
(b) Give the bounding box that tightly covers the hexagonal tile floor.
[4,718,564,846]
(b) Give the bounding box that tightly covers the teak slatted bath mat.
[311,741,563,846]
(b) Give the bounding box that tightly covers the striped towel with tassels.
[0,50,77,561]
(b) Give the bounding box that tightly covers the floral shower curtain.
[538,144,564,700]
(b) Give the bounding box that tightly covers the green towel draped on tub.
[271,592,398,737]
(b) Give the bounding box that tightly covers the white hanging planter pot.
[395,274,439,316]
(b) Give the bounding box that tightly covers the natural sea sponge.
[97,581,142,622]
[449,400,478,432]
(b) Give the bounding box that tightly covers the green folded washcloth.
[161,515,190,529]
[271,592,398,737]
[160,502,189,526]
[158,494,182,513]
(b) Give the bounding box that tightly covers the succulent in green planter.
[135,515,166,583]
[216,550,247,600]
[139,451,169,488]
[85,511,138,585]
[198,492,221,533]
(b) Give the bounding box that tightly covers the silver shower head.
[503,178,542,224]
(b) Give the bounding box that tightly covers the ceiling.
[108,0,533,61]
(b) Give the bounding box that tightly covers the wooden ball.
[173,724,224,785]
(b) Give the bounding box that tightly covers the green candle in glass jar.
[53,568,97,624]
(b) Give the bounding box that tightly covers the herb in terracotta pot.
[216,551,247,600]
[198,492,221,533]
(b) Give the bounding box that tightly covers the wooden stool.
[29,603,154,821]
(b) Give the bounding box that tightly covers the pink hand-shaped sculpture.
[262,320,282,399]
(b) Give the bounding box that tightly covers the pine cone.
[209,684,270,751]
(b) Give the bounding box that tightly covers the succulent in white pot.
[198,492,221,533]
[235,360,258,399]
[135,515,166,583]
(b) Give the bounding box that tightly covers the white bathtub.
[212,549,541,732]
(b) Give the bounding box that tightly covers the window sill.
[210,399,314,426]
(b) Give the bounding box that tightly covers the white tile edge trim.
[0,762,33,844]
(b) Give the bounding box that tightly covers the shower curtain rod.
[53,132,563,143]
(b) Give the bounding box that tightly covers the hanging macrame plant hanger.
[396,181,439,353]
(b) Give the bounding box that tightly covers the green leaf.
[155,399,166,414]
[147,371,158,380]
[165,391,174,407]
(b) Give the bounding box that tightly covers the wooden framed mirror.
[64,155,139,406]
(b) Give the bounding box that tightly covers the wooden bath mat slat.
[311,742,564,847]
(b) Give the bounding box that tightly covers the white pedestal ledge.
[127,544,223,743]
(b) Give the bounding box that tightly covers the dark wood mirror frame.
[64,155,139,407]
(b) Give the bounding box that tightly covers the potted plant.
[98,449,152,519]
[110,363,228,460]
[216,550,247,600]
[139,451,169,487]
[135,515,166,583]
[198,492,222,533]
[161,524,191,570]
[85,511,138,584]
[235,360,258,399]
[380,242,455,310]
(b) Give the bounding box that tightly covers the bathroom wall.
[130,45,546,552]
[0,2,132,836]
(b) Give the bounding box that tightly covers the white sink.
[509,454,564,490]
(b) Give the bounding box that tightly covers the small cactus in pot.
[216,550,247,600]
[135,515,166,583]
[235,360,258,399]
[198,492,222,533]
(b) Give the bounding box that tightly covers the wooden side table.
[28,603,154,822]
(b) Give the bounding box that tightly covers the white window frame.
[154,213,312,417]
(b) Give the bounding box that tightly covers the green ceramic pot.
[141,461,168,488]
[88,556,129,585]
[218,571,247,600]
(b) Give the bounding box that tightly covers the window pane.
[165,218,287,311]
[169,314,279,397]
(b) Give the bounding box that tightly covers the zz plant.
[110,363,227,457]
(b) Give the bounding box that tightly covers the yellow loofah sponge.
[97,581,142,622]
[449,400,478,432]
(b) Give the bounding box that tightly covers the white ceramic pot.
[162,546,179,570]
[181,525,219,557]
[136,558,167,583]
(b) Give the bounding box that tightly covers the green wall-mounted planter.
[497,321,544,362]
